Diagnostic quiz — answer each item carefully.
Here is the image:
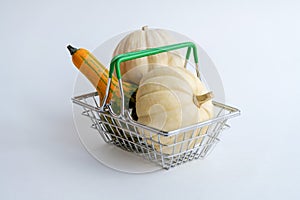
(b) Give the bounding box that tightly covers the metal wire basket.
[72,42,240,170]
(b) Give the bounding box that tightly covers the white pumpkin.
[113,26,185,84]
[136,65,214,154]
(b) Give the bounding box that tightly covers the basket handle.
[102,42,200,117]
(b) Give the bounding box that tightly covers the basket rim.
[72,91,240,137]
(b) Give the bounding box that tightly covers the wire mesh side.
[72,92,239,170]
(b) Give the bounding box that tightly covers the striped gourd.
[67,45,138,114]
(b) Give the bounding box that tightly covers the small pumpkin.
[136,65,214,154]
[113,26,185,84]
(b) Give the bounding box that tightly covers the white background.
[1,0,299,199]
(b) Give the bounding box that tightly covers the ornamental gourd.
[136,65,214,154]
[67,45,138,113]
[113,26,184,85]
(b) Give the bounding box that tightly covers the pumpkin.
[136,65,214,154]
[113,26,185,85]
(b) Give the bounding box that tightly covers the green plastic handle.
[109,42,199,79]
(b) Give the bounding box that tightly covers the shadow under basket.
[72,92,240,170]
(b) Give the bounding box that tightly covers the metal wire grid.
[73,92,240,169]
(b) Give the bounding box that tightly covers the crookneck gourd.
[136,65,214,154]
[67,45,138,114]
[113,26,185,85]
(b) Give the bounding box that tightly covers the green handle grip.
[109,42,199,79]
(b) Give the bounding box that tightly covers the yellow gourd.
[136,65,214,154]
[113,26,185,84]
[67,45,138,114]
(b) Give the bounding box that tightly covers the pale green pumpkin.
[113,26,185,85]
[136,65,214,154]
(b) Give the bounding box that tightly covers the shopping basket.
[72,42,240,169]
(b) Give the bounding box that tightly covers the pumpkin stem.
[193,92,214,108]
[142,26,148,31]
